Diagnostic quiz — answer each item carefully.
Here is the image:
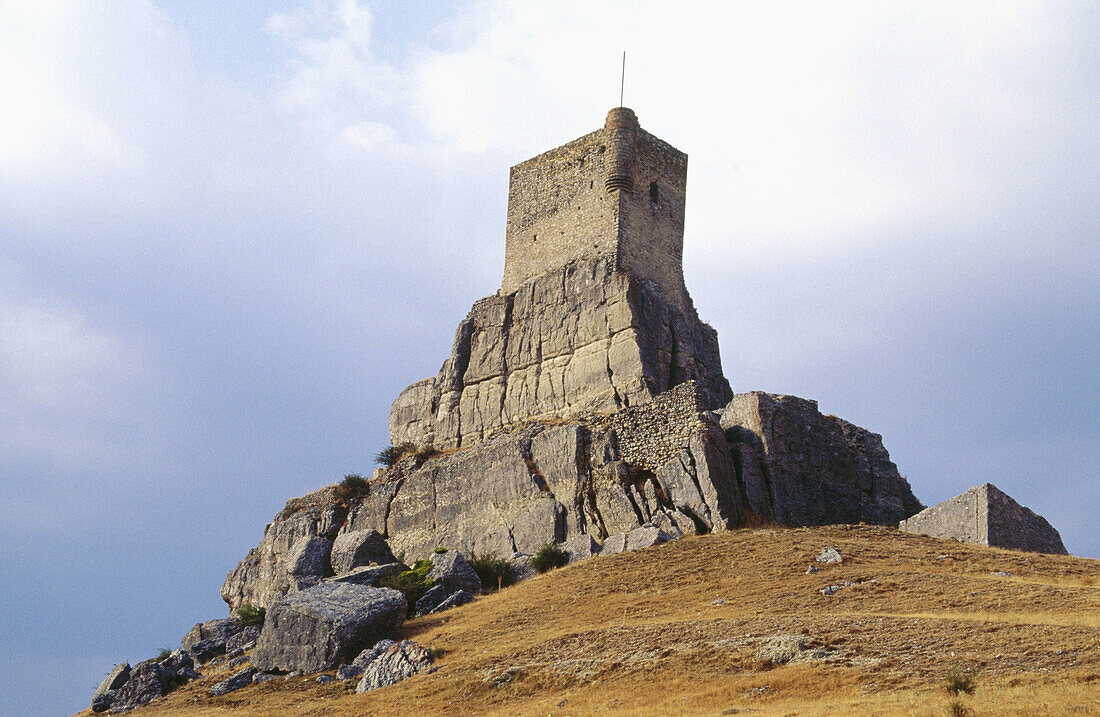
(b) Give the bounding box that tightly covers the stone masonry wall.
[611,381,709,471]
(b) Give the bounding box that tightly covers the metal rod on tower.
[620,51,626,107]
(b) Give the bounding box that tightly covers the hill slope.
[84,525,1100,716]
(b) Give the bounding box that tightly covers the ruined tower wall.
[502,130,617,294]
[501,109,690,311]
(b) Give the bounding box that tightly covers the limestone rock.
[600,533,627,555]
[251,583,406,673]
[352,639,396,667]
[326,563,403,587]
[337,664,365,681]
[429,589,474,614]
[330,530,396,575]
[107,660,172,713]
[91,663,130,712]
[285,535,333,581]
[389,256,732,450]
[182,617,243,651]
[209,667,256,696]
[221,487,347,611]
[507,553,536,583]
[720,392,922,526]
[355,640,433,693]
[562,533,600,563]
[816,547,843,564]
[627,525,674,551]
[899,483,1067,554]
[225,625,262,654]
[414,584,449,616]
[428,551,482,595]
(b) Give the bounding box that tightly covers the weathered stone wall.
[501,108,689,312]
[611,381,709,470]
[389,256,731,449]
[900,483,1068,554]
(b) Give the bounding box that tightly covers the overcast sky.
[1,1,1097,713]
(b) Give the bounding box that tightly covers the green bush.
[944,667,978,695]
[468,552,513,591]
[433,546,447,554]
[334,473,370,503]
[152,648,172,663]
[379,559,435,617]
[531,543,570,574]
[236,604,266,626]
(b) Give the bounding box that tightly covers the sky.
[0,1,1097,714]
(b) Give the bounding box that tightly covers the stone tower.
[503,107,689,312]
[389,108,732,449]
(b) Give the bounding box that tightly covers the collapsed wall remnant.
[899,483,1067,555]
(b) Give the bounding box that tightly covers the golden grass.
[81,525,1100,717]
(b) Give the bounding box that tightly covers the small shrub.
[434,546,447,554]
[237,604,266,626]
[531,543,570,574]
[948,698,974,717]
[376,443,415,467]
[152,648,172,663]
[379,559,435,617]
[468,552,513,591]
[334,473,370,503]
[944,667,978,695]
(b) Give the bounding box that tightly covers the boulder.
[188,637,227,664]
[562,533,600,564]
[330,530,397,575]
[816,547,842,564]
[429,589,474,614]
[326,563,403,587]
[251,583,406,673]
[627,525,674,551]
[209,667,257,696]
[286,535,333,581]
[601,533,628,555]
[90,663,129,712]
[899,483,1068,555]
[336,664,365,681]
[414,585,449,616]
[507,553,536,583]
[355,640,433,692]
[225,625,262,654]
[181,617,244,651]
[161,650,198,683]
[353,639,395,667]
[428,551,482,595]
[107,660,172,713]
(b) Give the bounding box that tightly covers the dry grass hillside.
[83,525,1100,716]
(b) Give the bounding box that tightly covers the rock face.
[182,617,243,651]
[225,383,922,601]
[251,583,406,673]
[720,392,923,526]
[389,256,732,450]
[330,530,396,575]
[221,487,347,610]
[355,640,433,692]
[899,483,1067,555]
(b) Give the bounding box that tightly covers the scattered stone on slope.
[816,547,843,564]
[899,483,1068,555]
[355,640,433,692]
[562,534,600,563]
[209,667,257,696]
[627,525,674,551]
[429,589,474,614]
[428,551,482,595]
[601,533,627,555]
[414,584,449,616]
[329,530,397,575]
[756,635,809,665]
[251,583,406,673]
[482,666,524,688]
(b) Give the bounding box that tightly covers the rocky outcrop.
[182,617,244,652]
[251,583,406,673]
[224,383,923,603]
[355,640,434,692]
[221,487,347,610]
[330,530,396,574]
[720,392,923,526]
[899,483,1068,554]
[389,256,732,450]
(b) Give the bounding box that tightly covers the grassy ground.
[81,525,1100,716]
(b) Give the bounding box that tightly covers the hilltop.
[80,524,1100,716]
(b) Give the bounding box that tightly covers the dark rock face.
[90,663,130,712]
[325,563,403,587]
[107,661,172,713]
[428,590,473,614]
[389,256,732,450]
[414,585,449,616]
[900,483,1068,554]
[225,625,262,654]
[355,640,433,693]
[428,551,482,595]
[330,530,397,574]
[251,583,406,673]
[720,392,924,526]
